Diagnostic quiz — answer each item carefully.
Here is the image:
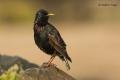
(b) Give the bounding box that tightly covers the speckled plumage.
[33,9,72,70]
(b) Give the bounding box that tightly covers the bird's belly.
[34,33,54,55]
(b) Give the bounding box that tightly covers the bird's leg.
[47,52,56,66]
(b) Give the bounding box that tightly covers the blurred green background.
[0,0,120,80]
[0,0,120,24]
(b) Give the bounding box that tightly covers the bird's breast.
[34,28,48,47]
[34,24,43,33]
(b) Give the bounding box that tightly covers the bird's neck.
[37,20,48,26]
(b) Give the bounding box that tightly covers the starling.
[33,9,72,70]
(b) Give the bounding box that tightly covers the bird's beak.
[48,13,55,16]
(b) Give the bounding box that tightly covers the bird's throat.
[36,21,48,26]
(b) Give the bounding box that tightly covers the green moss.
[0,64,19,80]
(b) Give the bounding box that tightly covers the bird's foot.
[42,62,57,68]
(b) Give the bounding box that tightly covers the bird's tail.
[64,58,70,70]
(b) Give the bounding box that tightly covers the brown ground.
[0,22,120,80]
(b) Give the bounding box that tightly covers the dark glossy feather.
[33,9,72,70]
[47,24,72,62]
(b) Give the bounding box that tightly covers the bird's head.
[34,9,54,25]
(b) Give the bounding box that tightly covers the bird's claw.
[42,62,57,68]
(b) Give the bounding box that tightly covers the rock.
[20,63,76,80]
[0,55,39,75]
[0,55,76,80]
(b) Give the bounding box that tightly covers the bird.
[33,9,72,70]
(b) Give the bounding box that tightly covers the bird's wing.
[48,29,67,57]
[48,31,72,70]
[47,24,72,63]
[47,23,66,47]
[57,31,66,47]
